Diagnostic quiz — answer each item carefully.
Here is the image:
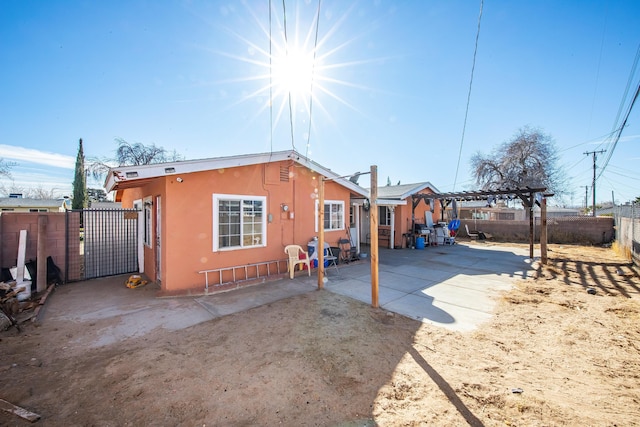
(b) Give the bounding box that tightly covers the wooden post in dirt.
[540,196,548,265]
[37,215,48,293]
[370,165,379,308]
[529,193,534,260]
[317,177,325,289]
[16,230,27,286]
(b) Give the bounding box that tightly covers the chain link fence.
[614,202,639,265]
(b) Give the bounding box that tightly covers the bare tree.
[0,181,24,197]
[1,159,65,199]
[0,181,63,199]
[88,188,108,202]
[29,185,63,199]
[0,158,15,178]
[471,126,565,195]
[88,138,184,180]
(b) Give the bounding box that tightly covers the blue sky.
[1,0,639,206]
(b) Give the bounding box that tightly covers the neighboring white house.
[88,201,122,209]
[0,197,70,213]
[533,205,581,219]
[448,200,581,221]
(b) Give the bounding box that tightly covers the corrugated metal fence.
[65,209,138,282]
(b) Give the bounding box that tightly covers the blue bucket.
[416,237,425,249]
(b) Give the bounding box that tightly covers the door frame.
[155,195,162,283]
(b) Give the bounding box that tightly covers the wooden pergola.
[325,167,551,310]
[411,187,552,262]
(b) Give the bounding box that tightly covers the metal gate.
[66,209,139,282]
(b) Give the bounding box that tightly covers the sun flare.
[216,1,378,153]
[272,48,316,100]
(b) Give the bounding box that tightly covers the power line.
[282,0,296,151]
[269,0,273,154]
[597,79,640,179]
[453,0,483,191]
[563,154,589,173]
[305,0,322,158]
[607,163,640,176]
[558,129,618,153]
[586,3,608,137]
[600,175,637,202]
[604,168,640,181]
[597,42,640,178]
[612,43,640,135]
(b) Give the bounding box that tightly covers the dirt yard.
[1,243,639,426]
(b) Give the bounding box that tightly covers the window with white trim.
[379,206,391,226]
[143,197,153,247]
[315,200,345,232]
[213,194,266,251]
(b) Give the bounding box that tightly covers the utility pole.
[584,186,589,214]
[611,190,616,217]
[584,150,606,217]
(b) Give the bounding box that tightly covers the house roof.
[104,150,369,197]
[0,198,68,209]
[89,201,122,209]
[454,200,490,209]
[376,182,439,201]
[535,206,581,213]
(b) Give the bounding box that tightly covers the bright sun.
[271,48,316,100]
[218,0,374,152]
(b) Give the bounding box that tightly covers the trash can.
[416,237,425,249]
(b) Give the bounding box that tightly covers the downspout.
[389,206,395,249]
[355,202,361,254]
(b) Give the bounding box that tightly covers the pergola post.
[541,196,548,265]
[370,165,379,308]
[529,193,534,260]
[317,177,325,289]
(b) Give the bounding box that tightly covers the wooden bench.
[379,228,391,247]
[366,228,392,247]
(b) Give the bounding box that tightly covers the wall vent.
[280,166,290,182]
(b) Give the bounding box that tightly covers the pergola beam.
[411,186,550,262]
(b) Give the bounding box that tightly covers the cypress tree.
[72,138,87,209]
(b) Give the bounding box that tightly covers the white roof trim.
[376,198,408,206]
[350,197,407,207]
[398,182,439,200]
[104,150,368,197]
[371,182,441,201]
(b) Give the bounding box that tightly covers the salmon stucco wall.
[120,160,354,293]
[410,190,441,225]
[389,189,440,248]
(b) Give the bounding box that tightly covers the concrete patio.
[37,241,537,348]
[324,241,536,332]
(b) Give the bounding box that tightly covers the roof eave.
[399,182,439,199]
[104,150,369,197]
